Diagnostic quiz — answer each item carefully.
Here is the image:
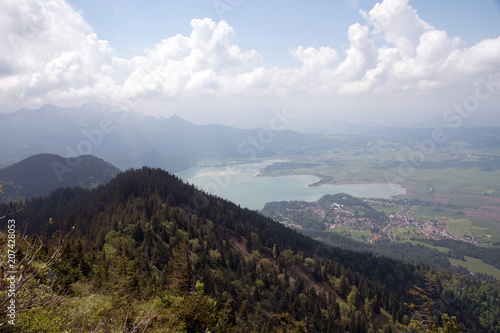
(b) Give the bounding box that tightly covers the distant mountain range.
[0,102,336,171]
[0,153,120,203]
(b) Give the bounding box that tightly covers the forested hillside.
[0,154,120,204]
[1,167,499,332]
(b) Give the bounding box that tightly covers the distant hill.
[0,102,336,171]
[0,153,120,203]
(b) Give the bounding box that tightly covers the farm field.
[449,256,500,280]
[397,240,452,253]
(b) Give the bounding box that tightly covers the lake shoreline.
[176,161,407,210]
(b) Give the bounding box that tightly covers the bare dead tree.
[127,308,156,333]
[0,202,73,315]
[409,273,438,331]
[0,202,22,220]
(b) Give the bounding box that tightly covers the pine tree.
[170,238,196,295]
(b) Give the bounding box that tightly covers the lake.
[175,160,406,210]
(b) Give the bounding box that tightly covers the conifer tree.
[170,238,196,295]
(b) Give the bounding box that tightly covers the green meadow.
[449,256,500,280]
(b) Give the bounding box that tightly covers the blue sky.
[1,0,500,129]
[68,0,500,65]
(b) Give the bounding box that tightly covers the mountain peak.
[0,153,120,203]
[169,114,191,124]
[38,103,67,113]
[39,103,56,109]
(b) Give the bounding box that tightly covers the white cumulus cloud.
[0,0,499,112]
[0,0,120,104]
[332,0,500,95]
[121,18,263,99]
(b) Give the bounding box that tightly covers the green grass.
[332,225,350,233]
[449,256,500,280]
[350,230,374,242]
[386,207,402,214]
[445,217,490,238]
[408,205,443,221]
[447,196,489,206]
[411,167,500,197]
[328,226,374,242]
[392,226,424,238]
[397,240,451,253]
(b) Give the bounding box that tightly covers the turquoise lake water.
[176,160,406,210]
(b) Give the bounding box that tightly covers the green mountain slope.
[1,167,499,332]
[0,153,120,203]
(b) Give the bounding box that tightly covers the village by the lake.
[262,195,489,246]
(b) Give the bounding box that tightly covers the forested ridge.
[0,153,120,204]
[1,167,499,332]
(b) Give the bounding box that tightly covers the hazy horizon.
[1,0,500,131]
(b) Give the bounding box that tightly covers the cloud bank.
[1,0,499,116]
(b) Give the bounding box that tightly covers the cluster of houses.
[270,199,482,245]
